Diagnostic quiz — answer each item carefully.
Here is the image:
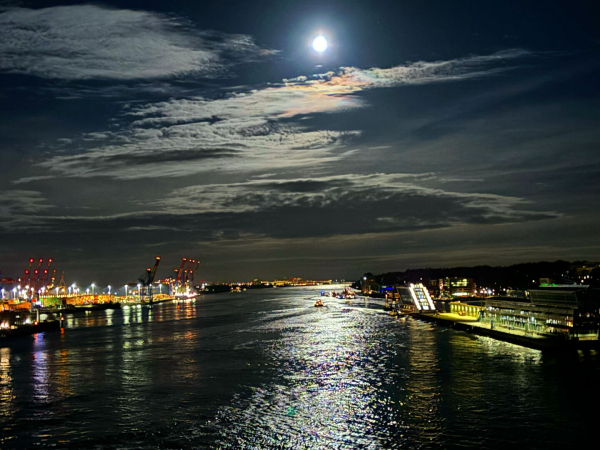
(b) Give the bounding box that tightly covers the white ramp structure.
[409,283,436,311]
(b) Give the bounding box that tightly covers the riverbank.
[413,312,599,350]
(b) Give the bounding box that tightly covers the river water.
[0,286,598,449]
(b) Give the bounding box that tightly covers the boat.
[314,299,324,307]
[0,320,60,339]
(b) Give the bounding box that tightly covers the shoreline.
[413,312,599,351]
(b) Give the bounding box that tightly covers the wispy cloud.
[153,173,559,226]
[285,49,530,88]
[26,49,532,181]
[0,5,277,80]
[0,190,52,230]
[35,123,358,179]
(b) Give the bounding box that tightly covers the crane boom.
[175,258,187,283]
[32,258,43,290]
[23,258,34,284]
[149,256,161,284]
[192,260,200,282]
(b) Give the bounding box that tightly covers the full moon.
[312,36,328,52]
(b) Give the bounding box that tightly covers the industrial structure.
[137,256,162,302]
[171,258,200,297]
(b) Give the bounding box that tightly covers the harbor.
[0,285,597,449]
[412,312,600,351]
[3,276,599,352]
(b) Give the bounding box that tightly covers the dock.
[413,312,600,351]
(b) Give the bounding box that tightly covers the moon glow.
[312,36,328,52]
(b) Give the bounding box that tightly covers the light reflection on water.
[0,347,14,421]
[0,288,598,449]
[215,308,398,448]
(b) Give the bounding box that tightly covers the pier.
[412,312,600,350]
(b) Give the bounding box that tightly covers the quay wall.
[413,313,599,351]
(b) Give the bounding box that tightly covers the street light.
[91,283,95,295]
[137,283,141,301]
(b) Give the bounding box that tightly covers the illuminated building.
[428,279,441,297]
[482,285,600,338]
[361,276,380,294]
[394,283,436,313]
[441,277,476,297]
[450,302,485,318]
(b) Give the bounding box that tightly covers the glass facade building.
[481,286,600,338]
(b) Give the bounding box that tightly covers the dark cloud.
[2,174,558,238]
[101,147,240,165]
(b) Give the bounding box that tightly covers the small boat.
[0,320,60,339]
[314,299,324,307]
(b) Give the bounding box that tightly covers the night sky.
[1,1,599,286]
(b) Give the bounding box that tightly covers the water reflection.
[0,347,14,419]
[0,289,598,449]
[214,306,407,448]
[403,320,445,446]
[55,348,73,400]
[32,335,51,404]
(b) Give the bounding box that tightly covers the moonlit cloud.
[27,49,532,182]
[285,49,530,89]
[153,173,559,226]
[0,5,276,80]
[36,123,358,179]
[33,82,365,179]
[1,172,558,238]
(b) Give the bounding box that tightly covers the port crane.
[138,256,161,302]
[23,258,34,286]
[171,257,200,296]
[57,271,66,295]
[18,258,57,299]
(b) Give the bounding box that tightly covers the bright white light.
[312,36,327,52]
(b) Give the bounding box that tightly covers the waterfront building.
[506,289,527,299]
[441,277,477,297]
[481,285,600,338]
[361,276,380,294]
[428,279,441,297]
[394,283,436,313]
[450,301,485,318]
